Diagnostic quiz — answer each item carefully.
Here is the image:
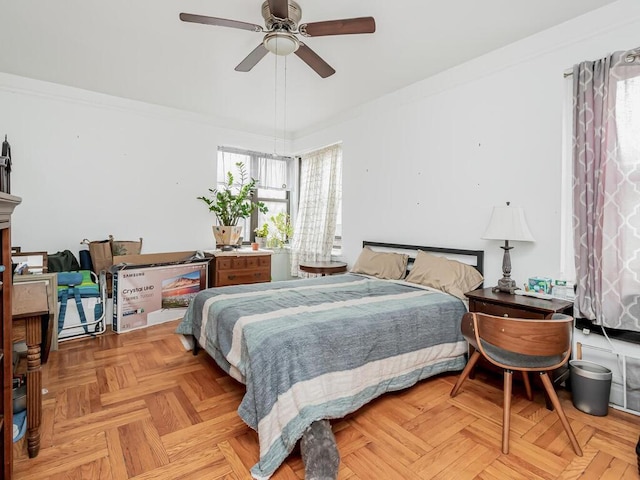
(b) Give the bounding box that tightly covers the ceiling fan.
[180,0,376,78]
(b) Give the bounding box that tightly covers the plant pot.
[255,237,267,248]
[213,225,243,246]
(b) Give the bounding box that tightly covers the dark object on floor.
[636,434,639,474]
[300,420,340,480]
[13,384,26,413]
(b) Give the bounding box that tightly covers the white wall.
[293,0,640,287]
[2,0,640,287]
[0,73,286,255]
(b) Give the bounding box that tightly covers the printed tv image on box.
[162,270,203,308]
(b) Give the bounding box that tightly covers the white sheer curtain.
[290,144,342,277]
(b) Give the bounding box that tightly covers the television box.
[112,251,209,334]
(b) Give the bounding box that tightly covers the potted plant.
[254,223,269,248]
[267,212,294,249]
[198,162,267,246]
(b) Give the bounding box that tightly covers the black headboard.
[362,241,484,276]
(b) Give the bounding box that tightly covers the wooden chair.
[450,312,583,456]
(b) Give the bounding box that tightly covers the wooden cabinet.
[0,192,21,480]
[208,251,271,287]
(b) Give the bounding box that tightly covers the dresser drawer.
[248,256,271,269]
[470,300,546,319]
[216,257,234,271]
[216,255,270,270]
[216,268,270,287]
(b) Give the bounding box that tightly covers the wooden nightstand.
[465,287,573,319]
[465,288,574,408]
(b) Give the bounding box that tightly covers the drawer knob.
[503,314,508,317]
[228,275,236,280]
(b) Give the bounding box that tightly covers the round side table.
[299,261,347,276]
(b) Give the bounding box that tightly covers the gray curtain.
[572,48,640,331]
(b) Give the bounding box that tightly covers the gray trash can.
[569,360,612,416]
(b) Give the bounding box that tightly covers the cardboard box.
[112,251,209,334]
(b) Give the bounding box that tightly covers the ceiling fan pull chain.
[273,54,279,154]
[283,56,287,154]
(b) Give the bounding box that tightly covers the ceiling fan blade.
[299,17,376,37]
[295,44,335,78]
[268,0,289,19]
[235,44,269,72]
[179,13,263,32]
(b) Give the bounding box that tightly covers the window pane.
[254,157,290,189]
[257,188,287,200]
[218,151,250,185]
[616,76,640,166]
[217,147,295,243]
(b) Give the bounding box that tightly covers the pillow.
[350,247,409,280]
[405,250,483,300]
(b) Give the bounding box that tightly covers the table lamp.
[482,202,534,294]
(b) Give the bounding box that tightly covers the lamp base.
[492,277,518,294]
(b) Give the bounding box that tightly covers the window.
[217,147,297,243]
[561,70,640,281]
[569,50,640,333]
[290,143,342,275]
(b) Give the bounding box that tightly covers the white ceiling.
[0,0,617,137]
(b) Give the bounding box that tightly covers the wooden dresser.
[0,192,21,480]
[207,250,272,287]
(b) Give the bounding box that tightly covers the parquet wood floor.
[13,320,640,479]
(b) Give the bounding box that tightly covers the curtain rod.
[218,145,294,161]
[564,51,640,77]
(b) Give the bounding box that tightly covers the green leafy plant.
[197,162,267,226]
[254,223,269,238]
[267,212,294,249]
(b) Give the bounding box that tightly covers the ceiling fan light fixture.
[263,31,299,56]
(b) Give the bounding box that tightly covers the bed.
[176,241,484,479]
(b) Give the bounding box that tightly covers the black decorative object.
[0,135,12,194]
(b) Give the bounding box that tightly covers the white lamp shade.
[482,205,535,242]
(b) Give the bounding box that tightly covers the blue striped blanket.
[176,273,467,479]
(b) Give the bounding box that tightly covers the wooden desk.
[12,282,49,458]
[299,261,347,276]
